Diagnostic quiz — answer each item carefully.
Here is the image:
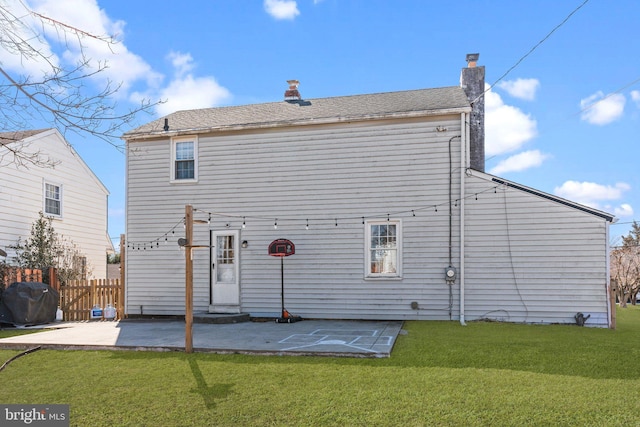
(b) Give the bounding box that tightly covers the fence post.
[90,279,97,307]
[49,267,58,291]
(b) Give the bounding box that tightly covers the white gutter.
[459,112,468,325]
[123,107,473,142]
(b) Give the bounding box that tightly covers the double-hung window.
[366,220,401,278]
[171,137,198,182]
[44,182,62,217]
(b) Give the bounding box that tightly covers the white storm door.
[210,230,240,313]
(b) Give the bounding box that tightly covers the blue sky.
[6,0,640,247]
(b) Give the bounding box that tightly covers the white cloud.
[34,1,160,94]
[167,52,196,78]
[614,204,634,218]
[5,0,162,100]
[485,85,538,156]
[580,91,625,125]
[264,0,300,20]
[153,52,230,116]
[554,181,631,215]
[11,2,231,117]
[0,1,60,78]
[497,78,540,101]
[631,90,640,107]
[489,150,549,175]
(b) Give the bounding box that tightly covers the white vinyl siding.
[463,172,609,326]
[0,129,110,279]
[126,117,462,319]
[125,115,610,326]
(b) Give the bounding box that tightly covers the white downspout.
[459,112,468,325]
[605,221,611,328]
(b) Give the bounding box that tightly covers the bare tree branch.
[0,1,159,167]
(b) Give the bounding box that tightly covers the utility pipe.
[605,221,612,328]
[459,112,468,326]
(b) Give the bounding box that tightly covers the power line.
[574,75,640,117]
[611,220,639,226]
[473,0,590,104]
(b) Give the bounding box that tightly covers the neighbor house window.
[171,137,198,181]
[44,182,61,217]
[366,220,402,277]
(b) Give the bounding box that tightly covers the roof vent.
[284,80,301,101]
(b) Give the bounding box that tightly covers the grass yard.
[1,307,639,426]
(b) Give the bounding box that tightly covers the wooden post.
[48,267,58,291]
[185,205,194,353]
[609,280,617,330]
[119,234,126,320]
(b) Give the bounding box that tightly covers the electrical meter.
[445,266,456,284]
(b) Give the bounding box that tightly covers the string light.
[126,186,503,250]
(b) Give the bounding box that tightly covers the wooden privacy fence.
[1,268,43,288]
[59,279,124,321]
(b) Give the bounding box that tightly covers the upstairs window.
[44,182,62,217]
[366,220,402,278]
[171,137,198,182]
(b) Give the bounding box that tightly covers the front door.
[209,230,240,313]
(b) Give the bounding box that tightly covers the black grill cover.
[0,282,59,326]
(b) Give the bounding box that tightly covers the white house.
[0,128,111,279]
[123,55,614,327]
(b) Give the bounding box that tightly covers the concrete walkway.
[0,319,404,357]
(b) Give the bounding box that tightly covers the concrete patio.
[0,318,404,357]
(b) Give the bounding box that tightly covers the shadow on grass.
[107,307,640,381]
[188,358,234,409]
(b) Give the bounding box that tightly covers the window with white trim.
[366,220,401,277]
[171,137,197,181]
[44,182,62,217]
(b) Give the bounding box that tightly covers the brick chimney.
[284,80,301,101]
[460,53,485,172]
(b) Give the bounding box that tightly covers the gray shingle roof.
[123,86,470,139]
[0,129,50,145]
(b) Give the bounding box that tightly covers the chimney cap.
[285,80,301,101]
[466,53,479,67]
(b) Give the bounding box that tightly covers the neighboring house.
[0,128,111,279]
[123,54,614,327]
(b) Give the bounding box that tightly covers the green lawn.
[1,307,639,426]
